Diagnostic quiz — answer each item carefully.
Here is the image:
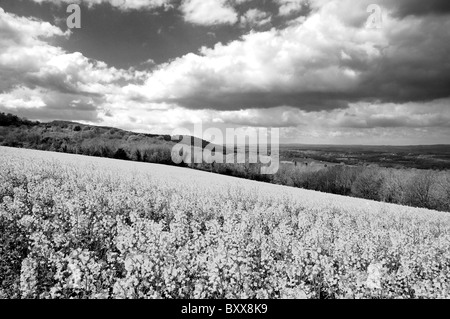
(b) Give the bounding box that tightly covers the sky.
[0,0,449,145]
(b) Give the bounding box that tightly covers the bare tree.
[405,171,436,209]
[438,174,450,211]
[351,168,384,201]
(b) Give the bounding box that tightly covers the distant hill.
[0,112,225,165]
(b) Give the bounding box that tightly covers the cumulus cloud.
[180,0,239,26]
[240,9,272,28]
[0,86,46,110]
[275,0,308,16]
[29,0,244,26]
[122,4,379,110]
[0,85,102,122]
[120,0,450,112]
[0,8,141,122]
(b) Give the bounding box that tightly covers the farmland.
[279,144,450,170]
[1,146,450,299]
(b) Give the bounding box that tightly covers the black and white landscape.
[0,0,450,301]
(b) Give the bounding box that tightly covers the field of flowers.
[1,146,450,299]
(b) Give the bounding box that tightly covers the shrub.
[272,165,295,186]
[142,145,172,164]
[351,168,385,201]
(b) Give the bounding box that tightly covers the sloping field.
[0,147,444,219]
[1,147,444,217]
[1,146,450,299]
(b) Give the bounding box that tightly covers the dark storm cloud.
[148,47,450,112]
[27,73,107,98]
[0,65,95,97]
[139,1,450,112]
[388,0,450,18]
[0,68,23,92]
[357,15,450,105]
[161,92,354,111]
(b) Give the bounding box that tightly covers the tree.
[438,174,450,211]
[380,170,408,204]
[113,148,129,160]
[405,171,436,209]
[133,149,142,162]
[351,168,384,201]
[0,112,38,126]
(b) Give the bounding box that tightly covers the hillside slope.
[0,146,444,217]
[0,112,225,163]
[1,146,450,299]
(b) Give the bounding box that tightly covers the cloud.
[89,98,450,145]
[2,1,450,145]
[240,9,272,28]
[328,99,450,129]
[381,0,450,18]
[275,0,308,16]
[120,0,450,112]
[0,85,102,122]
[122,5,379,110]
[180,0,239,26]
[180,99,450,130]
[30,0,243,25]
[0,8,140,122]
[0,86,46,109]
[29,0,174,11]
